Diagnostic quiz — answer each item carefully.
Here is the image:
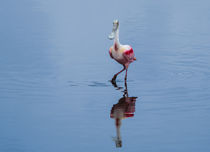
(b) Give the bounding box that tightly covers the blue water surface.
[0,0,210,151]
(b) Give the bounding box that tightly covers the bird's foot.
[111,75,117,83]
[111,78,116,84]
[123,89,128,96]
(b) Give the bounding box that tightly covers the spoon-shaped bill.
[108,32,115,40]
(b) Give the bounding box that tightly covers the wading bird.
[108,20,136,83]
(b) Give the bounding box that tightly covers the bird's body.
[108,20,136,82]
[109,44,136,69]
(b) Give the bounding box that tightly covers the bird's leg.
[124,69,128,82]
[111,66,126,83]
[110,78,123,90]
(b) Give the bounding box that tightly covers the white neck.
[114,29,120,47]
[116,126,121,139]
[116,118,121,139]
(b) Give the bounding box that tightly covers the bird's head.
[112,137,122,148]
[108,20,119,40]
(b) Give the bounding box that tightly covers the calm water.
[1,0,210,151]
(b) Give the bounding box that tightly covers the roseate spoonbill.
[108,20,136,83]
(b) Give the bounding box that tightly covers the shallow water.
[1,0,210,151]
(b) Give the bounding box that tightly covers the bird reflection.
[110,81,137,148]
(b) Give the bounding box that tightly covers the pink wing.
[109,48,113,59]
[123,48,136,62]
